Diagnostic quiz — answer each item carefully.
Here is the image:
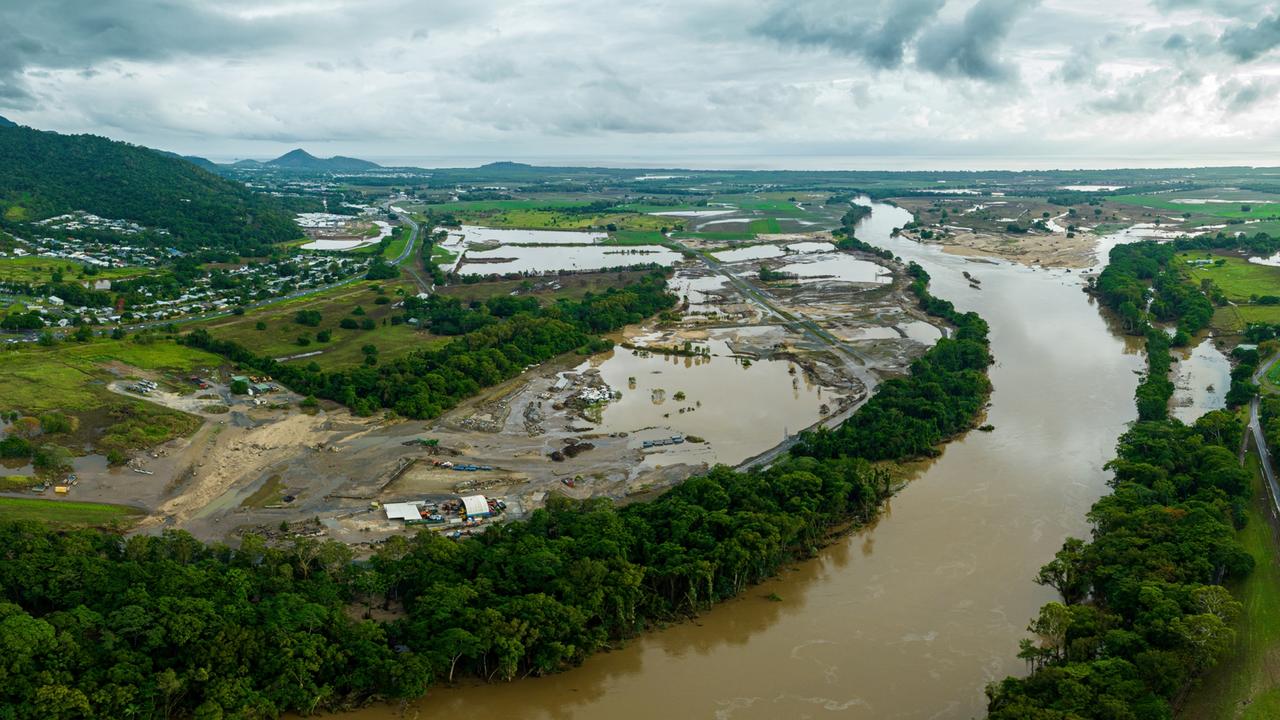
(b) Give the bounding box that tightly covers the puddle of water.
[579,337,838,466]
[778,253,892,283]
[458,246,681,275]
[1171,336,1232,424]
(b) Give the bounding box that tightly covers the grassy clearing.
[1177,454,1280,720]
[0,256,154,285]
[0,497,142,528]
[1181,253,1280,302]
[192,278,441,370]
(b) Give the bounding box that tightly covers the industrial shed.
[461,495,491,518]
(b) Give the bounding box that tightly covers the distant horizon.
[201,150,1280,174]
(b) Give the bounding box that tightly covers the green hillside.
[0,124,300,254]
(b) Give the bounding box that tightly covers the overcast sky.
[2,0,1279,169]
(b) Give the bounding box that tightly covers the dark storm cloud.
[752,0,946,70]
[915,0,1039,83]
[1220,15,1280,62]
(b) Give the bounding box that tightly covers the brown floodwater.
[336,200,1146,720]
[578,336,833,467]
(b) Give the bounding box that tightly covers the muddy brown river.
[337,200,1148,719]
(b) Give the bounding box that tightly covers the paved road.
[1248,352,1280,516]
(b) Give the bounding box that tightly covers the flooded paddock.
[458,245,681,275]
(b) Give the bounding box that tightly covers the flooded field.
[778,253,892,283]
[336,198,1147,720]
[581,335,839,467]
[1172,335,1231,424]
[454,225,606,245]
[458,245,681,275]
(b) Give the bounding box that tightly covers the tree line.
[0,261,994,718]
[987,239,1256,719]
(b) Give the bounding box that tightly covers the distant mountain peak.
[482,161,531,169]
[265,148,379,171]
[0,115,16,128]
[276,148,317,162]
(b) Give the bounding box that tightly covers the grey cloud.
[1219,79,1277,110]
[915,0,1040,82]
[1221,15,1280,62]
[1087,89,1155,114]
[1055,47,1099,84]
[0,1,480,107]
[752,0,945,70]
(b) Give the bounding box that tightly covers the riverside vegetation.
[0,258,993,719]
[986,239,1261,720]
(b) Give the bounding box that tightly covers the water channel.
[341,199,1150,719]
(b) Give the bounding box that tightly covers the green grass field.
[748,218,782,234]
[0,497,143,528]
[381,226,410,261]
[449,207,671,233]
[0,256,155,285]
[1176,454,1280,720]
[0,337,221,415]
[1181,253,1280,302]
[1115,194,1280,221]
[192,278,440,370]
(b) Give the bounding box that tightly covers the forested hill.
[266,148,380,171]
[0,124,301,254]
[0,115,14,128]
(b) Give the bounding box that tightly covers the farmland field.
[1180,253,1280,302]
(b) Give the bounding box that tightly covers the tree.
[1034,538,1089,605]
[230,379,249,395]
